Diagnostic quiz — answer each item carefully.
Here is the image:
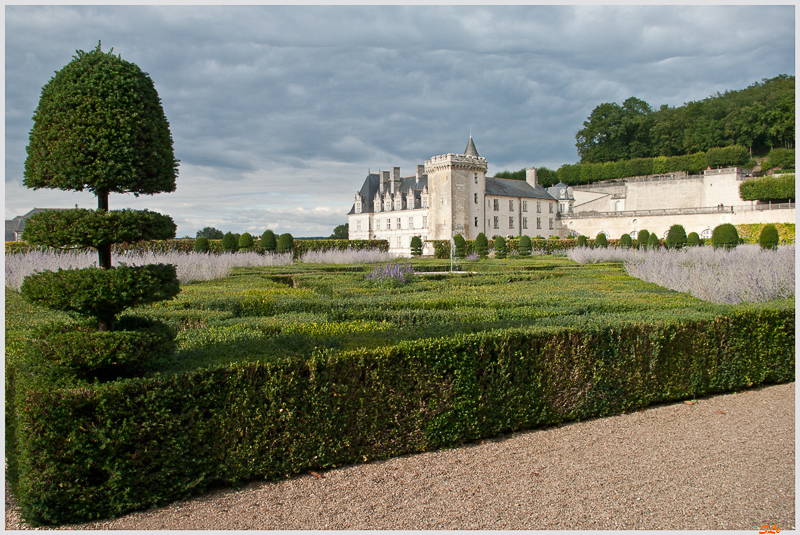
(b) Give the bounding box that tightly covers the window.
[549,203,554,213]
[408,217,414,229]
[493,199,499,211]
[474,173,478,184]
[493,216,499,229]
[537,202,541,213]
[537,217,541,229]
[387,219,391,230]
[474,193,478,204]
[509,200,514,211]
[630,230,638,239]
[522,200,528,212]
[701,228,712,239]
[475,216,479,227]
[549,218,554,230]
[523,217,528,230]
[397,237,401,248]
[397,217,402,230]
[422,196,428,208]
[422,216,427,229]
[356,220,361,231]
[509,216,514,229]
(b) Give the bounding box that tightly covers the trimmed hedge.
[7,308,794,525]
[739,174,795,202]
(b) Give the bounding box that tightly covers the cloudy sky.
[5,4,795,238]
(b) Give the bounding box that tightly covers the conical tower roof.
[464,136,479,157]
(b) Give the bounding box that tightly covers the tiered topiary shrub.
[759,224,780,250]
[493,236,507,259]
[712,223,740,249]
[410,235,423,256]
[665,224,688,249]
[18,43,180,380]
[595,233,608,248]
[474,233,489,258]
[518,235,532,256]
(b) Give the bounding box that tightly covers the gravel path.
[6,382,794,530]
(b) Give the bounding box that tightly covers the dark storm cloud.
[5,5,794,236]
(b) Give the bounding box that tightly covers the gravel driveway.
[6,382,794,530]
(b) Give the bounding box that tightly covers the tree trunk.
[97,190,112,270]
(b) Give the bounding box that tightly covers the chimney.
[391,167,400,194]
[416,164,424,179]
[381,171,390,193]
[526,167,538,189]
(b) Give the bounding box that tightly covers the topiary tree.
[493,236,507,259]
[637,229,651,249]
[648,233,661,248]
[277,233,294,254]
[576,235,588,247]
[410,235,423,256]
[687,232,700,247]
[595,233,608,248]
[261,229,277,252]
[21,43,179,336]
[759,224,779,250]
[453,234,466,259]
[474,233,489,258]
[239,232,254,251]
[665,224,688,249]
[518,235,532,256]
[221,231,239,252]
[194,237,210,253]
[619,233,632,248]
[712,223,739,249]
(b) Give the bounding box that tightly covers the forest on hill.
[496,75,795,187]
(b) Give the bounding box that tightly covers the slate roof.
[546,182,573,200]
[348,173,429,215]
[464,136,479,157]
[485,178,556,200]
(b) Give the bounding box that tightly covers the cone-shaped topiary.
[239,232,254,250]
[759,224,780,250]
[712,223,739,249]
[21,43,179,333]
[493,236,507,259]
[665,224,688,249]
[687,232,700,247]
[261,230,277,252]
[648,233,661,248]
[410,235,423,256]
[518,235,532,256]
[194,237,210,253]
[619,234,632,248]
[637,229,651,249]
[453,234,466,259]
[474,233,489,258]
[595,233,608,248]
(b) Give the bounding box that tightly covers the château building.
[347,137,560,255]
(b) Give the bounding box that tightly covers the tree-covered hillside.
[575,75,794,163]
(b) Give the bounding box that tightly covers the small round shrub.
[637,230,651,249]
[576,235,588,247]
[518,235,532,256]
[595,233,608,248]
[712,223,739,249]
[759,224,779,250]
[221,232,239,252]
[665,224,688,249]
[493,236,507,259]
[474,233,489,258]
[648,233,661,248]
[277,233,294,254]
[687,232,700,247]
[194,237,210,253]
[619,234,632,248]
[239,232,254,250]
[261,230,277,252]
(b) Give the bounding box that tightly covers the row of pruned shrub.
[6,307,793,526]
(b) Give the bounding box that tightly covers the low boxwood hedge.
[7,307,794,526]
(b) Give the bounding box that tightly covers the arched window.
[630,230,638,239]
[701,227,713,239]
